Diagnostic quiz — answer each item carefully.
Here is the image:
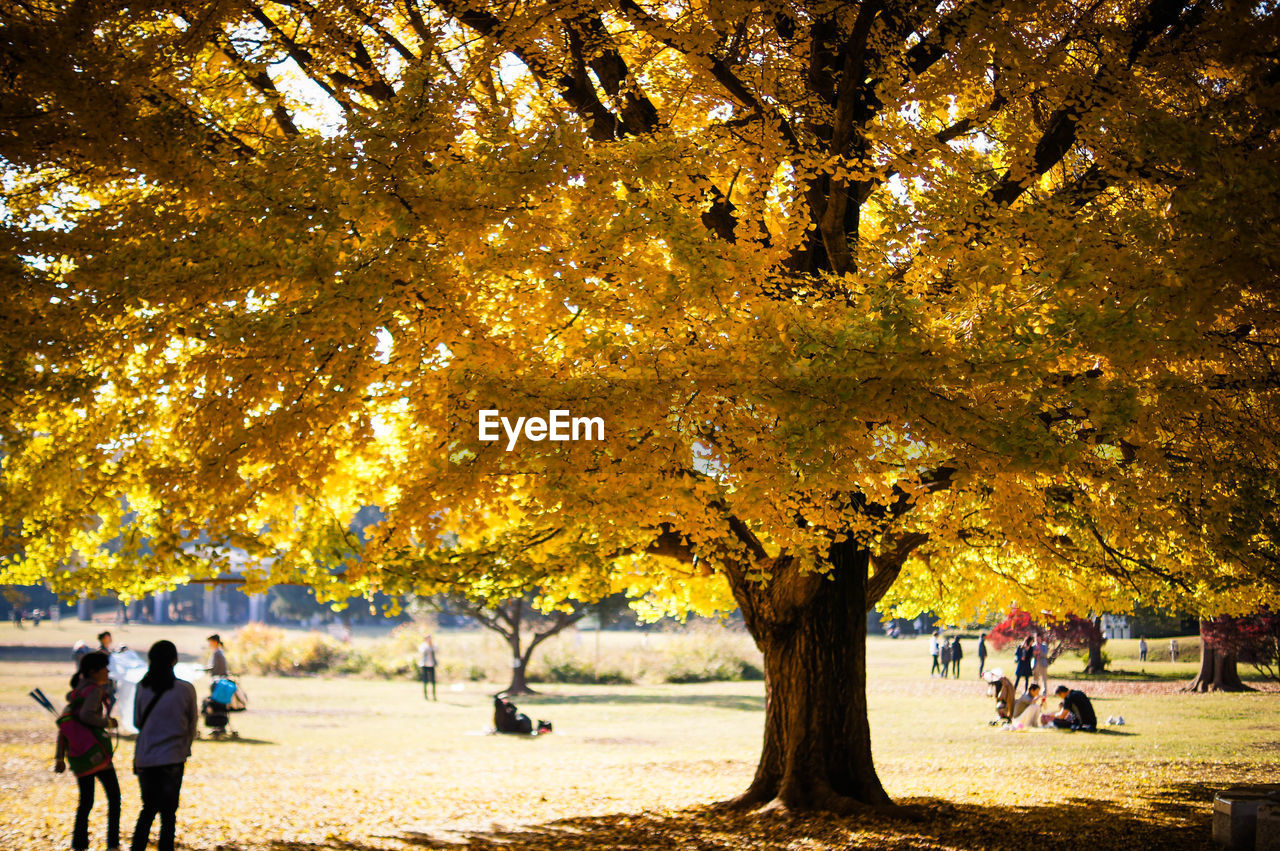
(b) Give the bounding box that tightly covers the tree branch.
[213,32,301,139]
[616,0,798,149]
[867,531,930,609]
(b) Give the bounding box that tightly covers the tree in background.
[1,586,31,620]
[268,586,335,625]
[1193,613,1280,690]
[4,0,1280,814]
[1128,605,1196,640]
[988,608,1108,674]
[431,591,586,694]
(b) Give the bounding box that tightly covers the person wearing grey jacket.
[130,640,197,851]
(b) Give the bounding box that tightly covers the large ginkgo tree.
[3,0,1280,813]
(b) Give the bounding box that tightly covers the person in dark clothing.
[977,633,988,677]
[493,695,533,734]
[1013,637,1034,693]
[950,637,963,677]
[939,639,951,679]
[131,640,198,851]
[1052,686,1098,731]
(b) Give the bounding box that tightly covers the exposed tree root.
[723,794,926,822]
[496,685,539,696]
[714,784,776,812]
[1183,679,1255,693]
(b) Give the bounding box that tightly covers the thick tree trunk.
[1186,624,1253,692]
[729,540,890,814]
[1084,641,1107,675]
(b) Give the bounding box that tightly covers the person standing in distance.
[131,640,197,851]
[418,634,438,701]
[977,632,988,677]
[1013,636,1034,694]
[1032,633,1050,693]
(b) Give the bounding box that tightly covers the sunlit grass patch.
[1,629,1276,850]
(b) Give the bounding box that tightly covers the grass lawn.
[2,623,1277,850]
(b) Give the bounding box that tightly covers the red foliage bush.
[988,607,1106,668]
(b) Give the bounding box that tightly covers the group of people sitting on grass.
[985,671,1098,731]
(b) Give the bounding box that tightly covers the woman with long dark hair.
[130,640,197,851]
[54,650,121,851]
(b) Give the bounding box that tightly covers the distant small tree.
[432,592,585,695]
[1,586,31,618]
[988,608,1108,674]
[1055,615,1109,676]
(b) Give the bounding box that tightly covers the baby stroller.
[200,677,247,739]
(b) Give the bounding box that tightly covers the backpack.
[57,685,113,776]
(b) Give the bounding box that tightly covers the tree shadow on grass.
[115,733,278,746]
[0,644,78,661]
[513,692,765,712]
[194,736,277,745]
[264,784,1215,851]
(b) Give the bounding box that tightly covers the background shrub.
[228,620,764,683]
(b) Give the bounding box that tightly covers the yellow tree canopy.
[2,0,1279,621]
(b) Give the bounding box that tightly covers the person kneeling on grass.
[983,671,1015,724]
[1052,685,1097,732]
[1010,684,1049,729]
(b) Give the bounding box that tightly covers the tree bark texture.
[1084,636,1107,675]
[728,539,890,813]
